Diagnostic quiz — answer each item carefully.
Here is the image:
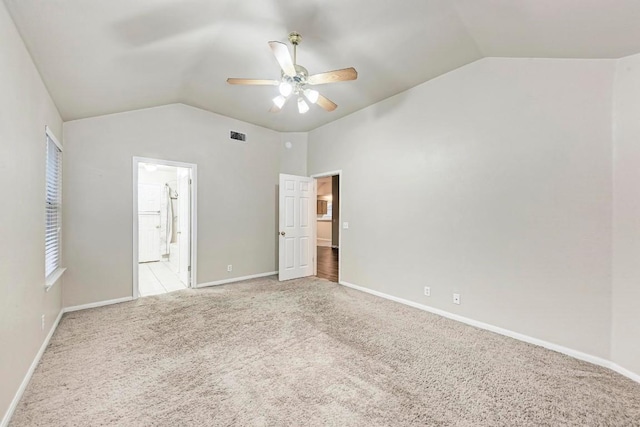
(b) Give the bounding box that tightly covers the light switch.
[343,222,349,229]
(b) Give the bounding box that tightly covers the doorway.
[133,157,197,298]
[313,172,341,283]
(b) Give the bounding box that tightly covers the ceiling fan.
[227,32,358,114]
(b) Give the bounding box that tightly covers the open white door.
[177,168,190,286]
[279,173,315,281]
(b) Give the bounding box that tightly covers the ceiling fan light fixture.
[279,82,293,97]
[273,95,286,109]
[227,33,358,114]
[298,97,310,114]
[303,88,319,104]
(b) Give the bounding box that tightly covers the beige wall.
[0,2,64,423]
[308,57,616,359]
[317,221,332,241]
[62,104,293,307]
[612,52,640,376]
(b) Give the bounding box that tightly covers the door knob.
[280,231,286,236]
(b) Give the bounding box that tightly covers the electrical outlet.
[227,264,233,272]
[424,286,431,297]
[453,293,461,305]
[41,314,45,331]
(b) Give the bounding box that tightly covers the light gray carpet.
[10,276,640,426]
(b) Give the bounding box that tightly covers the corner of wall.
[610,52,640,378]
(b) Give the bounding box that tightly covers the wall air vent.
[230,131,247,142]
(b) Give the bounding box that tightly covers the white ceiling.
[6,0,640,132]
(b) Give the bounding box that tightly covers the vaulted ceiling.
[5,0,640,132]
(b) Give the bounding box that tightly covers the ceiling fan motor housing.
[282,65,309,95]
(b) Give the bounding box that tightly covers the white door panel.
[279,174,315,281]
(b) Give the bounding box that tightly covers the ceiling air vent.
[230,131,247,142]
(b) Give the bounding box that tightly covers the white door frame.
[310,170,342,284]
[132,157,198,298]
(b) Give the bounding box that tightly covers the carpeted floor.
[10,276,640,426]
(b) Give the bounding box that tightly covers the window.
[45,127,63,283]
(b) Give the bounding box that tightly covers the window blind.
[45,132,62,278]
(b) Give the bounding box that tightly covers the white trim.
[3,284,637,427]
[1,309,63,427]
[44,267,66,292]
[45,125,62,151]
[196,271,278,288]
[339,280,640,384]
[132,157,198,299]
[63,296,134,313]
[610,363,640,384]
[310,170,342,283]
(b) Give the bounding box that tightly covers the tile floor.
[138,261,187,297]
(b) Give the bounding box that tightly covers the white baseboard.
[317,239,331,247]
[1,309,64,427]
[63,296,134,313]
[609,362,640,383]
[4,278,636,427]
[339,280,640,384]
[196,271,278,288]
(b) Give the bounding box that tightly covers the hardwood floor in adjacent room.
[317,246,338,282]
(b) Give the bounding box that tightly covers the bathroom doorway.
[133,157,197,298]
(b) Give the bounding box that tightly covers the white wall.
[62,104,293,307]
[308,57,616,359]
[0,2,64,423]
[612,52,640,376]
[280,132,307,176]
[138,167,178,186]
[138,166,180,246]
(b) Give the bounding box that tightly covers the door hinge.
[188,266,191,272]
[189,179,192,185]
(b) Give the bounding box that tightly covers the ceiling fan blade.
[268,41,296,77]
[227,78,279,86]
[308,67,358,85]
[316,94,337,112]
